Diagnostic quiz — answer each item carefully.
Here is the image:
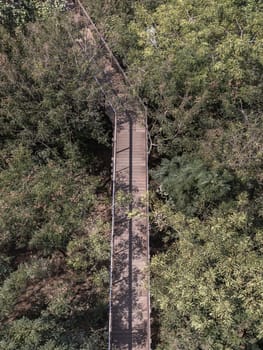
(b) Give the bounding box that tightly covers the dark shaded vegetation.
[0,0,262,349]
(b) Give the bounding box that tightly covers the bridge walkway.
[76,3,150,349]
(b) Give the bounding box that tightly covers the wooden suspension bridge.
[76,2,151,349]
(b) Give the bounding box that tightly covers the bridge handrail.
[92,77,116,350]
[109,100,117,350]
[75,2,150,348]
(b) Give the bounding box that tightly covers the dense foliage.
[118,1,263,349]
[101,0,263,348]
[0,0,262,349]
[0,5,111,349]
[0,0,67,31]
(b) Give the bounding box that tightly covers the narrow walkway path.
[111,108,150,350]
[76,2,150,349]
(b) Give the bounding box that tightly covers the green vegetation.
[0,3,110,348]
[125,1,262,349]
[105,0,263,348]
[0,0,262,349]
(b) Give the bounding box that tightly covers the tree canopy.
[0,0,262,349]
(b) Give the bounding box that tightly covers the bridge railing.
[109,101,117,350]
[75,2,150,349]
[91,77,117,350]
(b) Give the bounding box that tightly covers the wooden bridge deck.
[76,2,151,349]
[111,109,150,350]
